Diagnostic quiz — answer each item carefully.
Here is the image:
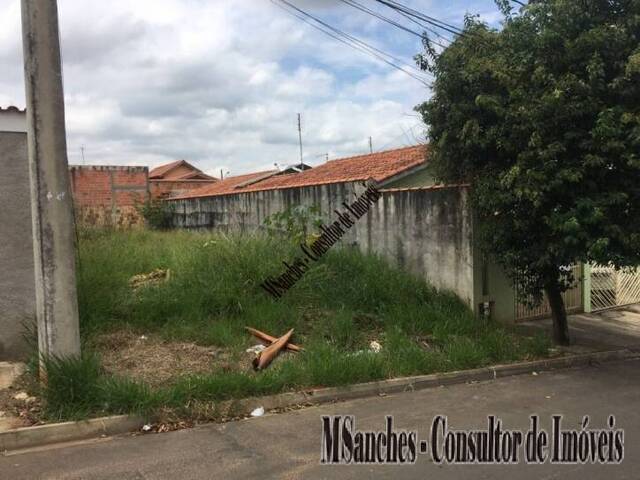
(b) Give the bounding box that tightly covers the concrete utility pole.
[21,0,81,366]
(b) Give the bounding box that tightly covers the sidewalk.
[519,303,640,352]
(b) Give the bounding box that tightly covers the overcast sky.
[0,0,503,177]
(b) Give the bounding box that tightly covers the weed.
[27,229,554,422]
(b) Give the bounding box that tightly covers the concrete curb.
[1,348,636,452]
[0,415,144,453]
[226,348,639,416]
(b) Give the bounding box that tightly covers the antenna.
[80,145,86,165]
[297,113,303,168]
[313,153,329,163]
[369,136,373,154]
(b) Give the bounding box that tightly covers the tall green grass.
[76,229,482,345]
[37,228,553,421]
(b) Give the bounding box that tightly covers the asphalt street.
[1,357,639,480]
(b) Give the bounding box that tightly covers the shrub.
[138,199,175,230]
[263,205,323,244]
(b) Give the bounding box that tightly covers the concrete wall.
[0,107,26,133]
[169,183,476,306]
[69,166,149,228]
[0,131,35,360]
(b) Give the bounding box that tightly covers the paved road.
[2,358,639,480]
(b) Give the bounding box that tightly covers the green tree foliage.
[417,1,640,344]
[263,205,323,244]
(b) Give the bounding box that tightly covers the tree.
[416,0,640,344]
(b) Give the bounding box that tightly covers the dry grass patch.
[92,331,249,387]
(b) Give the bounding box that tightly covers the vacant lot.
[23,229,550,422]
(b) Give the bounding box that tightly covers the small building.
[149,160,218,200]
[0,107,33,359]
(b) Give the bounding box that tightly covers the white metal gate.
[591,265,640,311]
[515,264,583,321]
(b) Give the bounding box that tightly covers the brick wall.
[150,180,213,200]
[69,166,149,228]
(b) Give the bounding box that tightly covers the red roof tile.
[149,160,186,179]
[149,160,215,181]
[178,170,279,197]
[174,145,427,200]
[174,171,216,180]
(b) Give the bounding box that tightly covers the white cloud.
[0,0,500,175]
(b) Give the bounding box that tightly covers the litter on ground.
[245,326,303,352]
[250,407,265,417]
[129,269,170,292]
[246,344,266,355]
[252,329,295,371]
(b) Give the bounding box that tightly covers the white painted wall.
[169,184,476,306]
[0,109,26,133]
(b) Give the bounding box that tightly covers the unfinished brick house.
[70,159,217,227]
[69,165,149,228]
[149,160,218,199]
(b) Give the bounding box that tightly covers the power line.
[393,8,454,46]
[373,0,468,38]
[374,0,496,48]
[337,0,451,49]
[336,0,449,49]
[271,0,431,85]
[338,0,423,37]
[275,0,429,79]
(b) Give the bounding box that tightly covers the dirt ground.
[92,331,253,387]
[0,332,260,431]
[0,374,44,430]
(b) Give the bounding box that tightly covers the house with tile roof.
[174,145,430,200]
[165,146,483,304]
[149,159,218,199]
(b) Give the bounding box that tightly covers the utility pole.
[297,113,303,168]
[21,0,81,369]
[369,136,373,153]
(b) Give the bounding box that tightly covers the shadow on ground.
[519,303,640,352]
